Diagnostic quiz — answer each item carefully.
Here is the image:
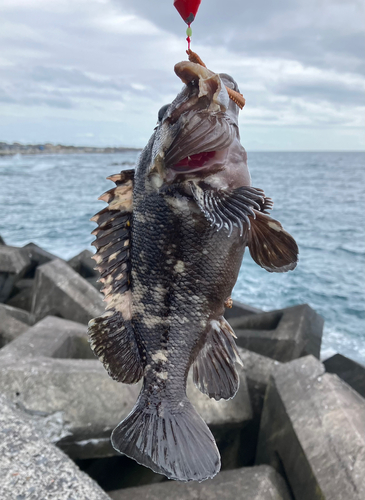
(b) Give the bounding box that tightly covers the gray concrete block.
[68,249,98,278]
[224,299,263,321]
[0,304,32,347]
[229,304,324,362]
[236,348,282,466]
[0,315,92,359]
[256,355,365,500]
[0,246,31,302]
[6,285,33,312]
[22,242,59,277]
[324,353,365,399]
[108,465,291,500]
[87,275,103,291]
[0,394,110,500]
[31,259,104,324]
[0,354,140,456]
[0,245,31,275]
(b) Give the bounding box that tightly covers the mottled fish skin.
[132,152,245,402]
[89,60,298,482]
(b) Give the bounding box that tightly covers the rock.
[238,348,282,465]
[0,315,92,359]
[0,304,32,347]
[76,455,167,491]
[86,276,103,291]
[256,355,365,500]
[0,354,140,457]
[6,286,33,312]
[324,353,365,398]
[22,242,59,278]
[229,304,324,362]
[224,299,262,321]
[31,259,104,324]
[0,394,110,500]
[68,249,97,278]
[0,246,31,302]
[108,465,291,500]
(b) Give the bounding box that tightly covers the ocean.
[0,151,364,364]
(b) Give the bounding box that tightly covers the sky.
[0,0,364,151]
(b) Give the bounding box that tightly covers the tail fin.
[111,396,221,482]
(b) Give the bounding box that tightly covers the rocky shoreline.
[0,237,364,499]
[0,142,140,156]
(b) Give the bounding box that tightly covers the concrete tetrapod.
[229,304,324,362]
[31,259,104,324]
[256,355,365,500]
[0,394,110,500]
[108,465,291,500]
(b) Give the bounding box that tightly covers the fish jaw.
[149,62,240,182]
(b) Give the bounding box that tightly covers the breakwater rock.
[0,237,364,499]
[0,142,140,156]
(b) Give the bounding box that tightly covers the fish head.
[148,61,250,188]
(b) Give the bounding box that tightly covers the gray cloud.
[0,0,363,150]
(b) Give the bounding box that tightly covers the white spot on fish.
[268,221,281,232]
[105,290,132,320]
[135,212,146,223]
[152,351,168,363]
[174,260,185,273]
[167,196,189,210]
[156,371,168,380]
[108,251,119,263]
[151,173,163,189]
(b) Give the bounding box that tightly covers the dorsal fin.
[88,169,143,384]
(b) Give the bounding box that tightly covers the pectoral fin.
[248,211,298,273]
[88,169,143,384]
[190,181,298,273]
[190,181,270,237]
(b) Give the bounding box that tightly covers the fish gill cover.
[87,4,298,483]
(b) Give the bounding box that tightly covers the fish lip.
[173,61,230,115]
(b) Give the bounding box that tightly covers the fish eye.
[158,104,170,123]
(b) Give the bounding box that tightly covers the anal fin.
[193,317,243,401]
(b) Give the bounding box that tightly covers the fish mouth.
[151,61,240,180]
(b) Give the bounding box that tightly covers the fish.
[88,52,298,483]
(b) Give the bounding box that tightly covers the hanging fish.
[88,53,298,482]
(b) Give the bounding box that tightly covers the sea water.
[0,151,364,364]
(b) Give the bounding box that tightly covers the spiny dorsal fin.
[193,317,243,401]
[248,211,298,273]
[88,169,143,384]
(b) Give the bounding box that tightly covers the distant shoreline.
[0,142,141,156]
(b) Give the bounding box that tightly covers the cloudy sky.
[0,0,364,150]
